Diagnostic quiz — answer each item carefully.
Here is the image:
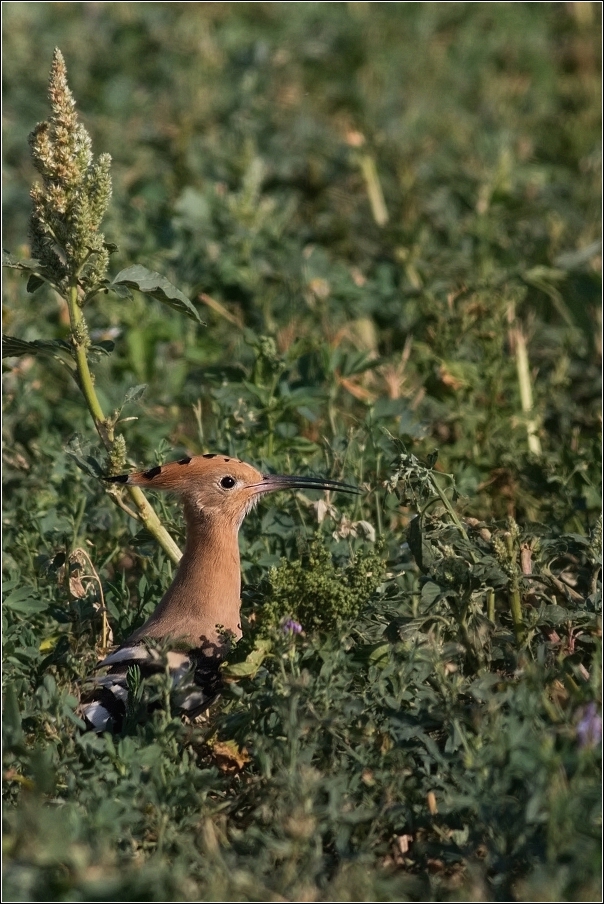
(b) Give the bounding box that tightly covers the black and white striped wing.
[80,643,222,732]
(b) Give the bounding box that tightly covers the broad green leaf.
[407,515,435,573]
[39,634,62,653]
[123,383,148,406]
[109,283,132,299]
[90,339,115,355]
[2,252,41,271]
[222,639,272,678]
[3,586,49,614]
[112,265,204,324]
[355,642,391,666]
[64,707,87,730]
[2,334,72,359]
[420,581,442,608]
[26,274,45,293]
[468,673,501,702]
[64,435,105,478]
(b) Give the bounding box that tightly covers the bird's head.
[106,453,358,528]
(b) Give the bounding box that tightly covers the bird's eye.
[220,475,236,489]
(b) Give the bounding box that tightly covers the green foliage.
[111,265,204,325]
[261,537,386,633]
[2,3,601,902]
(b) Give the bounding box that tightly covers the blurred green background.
[3,2,601,520]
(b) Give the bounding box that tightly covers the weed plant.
[2,4,601,902]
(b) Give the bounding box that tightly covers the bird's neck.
[127,502,243,655]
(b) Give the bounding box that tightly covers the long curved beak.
[252,473,361,496]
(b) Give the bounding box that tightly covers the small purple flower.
[282,618,303,635]
[576,702,602,749]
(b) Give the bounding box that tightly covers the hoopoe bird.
[81,453,357,731]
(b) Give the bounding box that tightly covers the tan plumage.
[81,453,357,731]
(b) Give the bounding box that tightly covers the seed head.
[28,49,112,294]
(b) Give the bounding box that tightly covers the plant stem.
[507,305,541,457]
[126,485,182,563]
[66,281,182,565]
[422,471,479,563]
[358,154,389,227]
[505,533,524,645]
[509,584,524,645]
[487,588,495,622]
[429,474,470,542]
[513,325,542,456]
[67,283,107,436]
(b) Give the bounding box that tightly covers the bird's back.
[81,641,222,732]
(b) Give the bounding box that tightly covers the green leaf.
[2,252,41,271]
[3,586,49,614]
[222,639,272,678]
[88,340,115,361]
[353,642,391,666]
[427,449,439,469]
[110,283,133,299]
[123,384,148,406]
[407,515,435,573]
[420,581,442,608]
[111,266,205,324]
[130,528,159,557]
[26,274,45,293]
[2,683,24,749]
[468,673,501,702]
[64,435,105,478]
[2,334,72,359]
